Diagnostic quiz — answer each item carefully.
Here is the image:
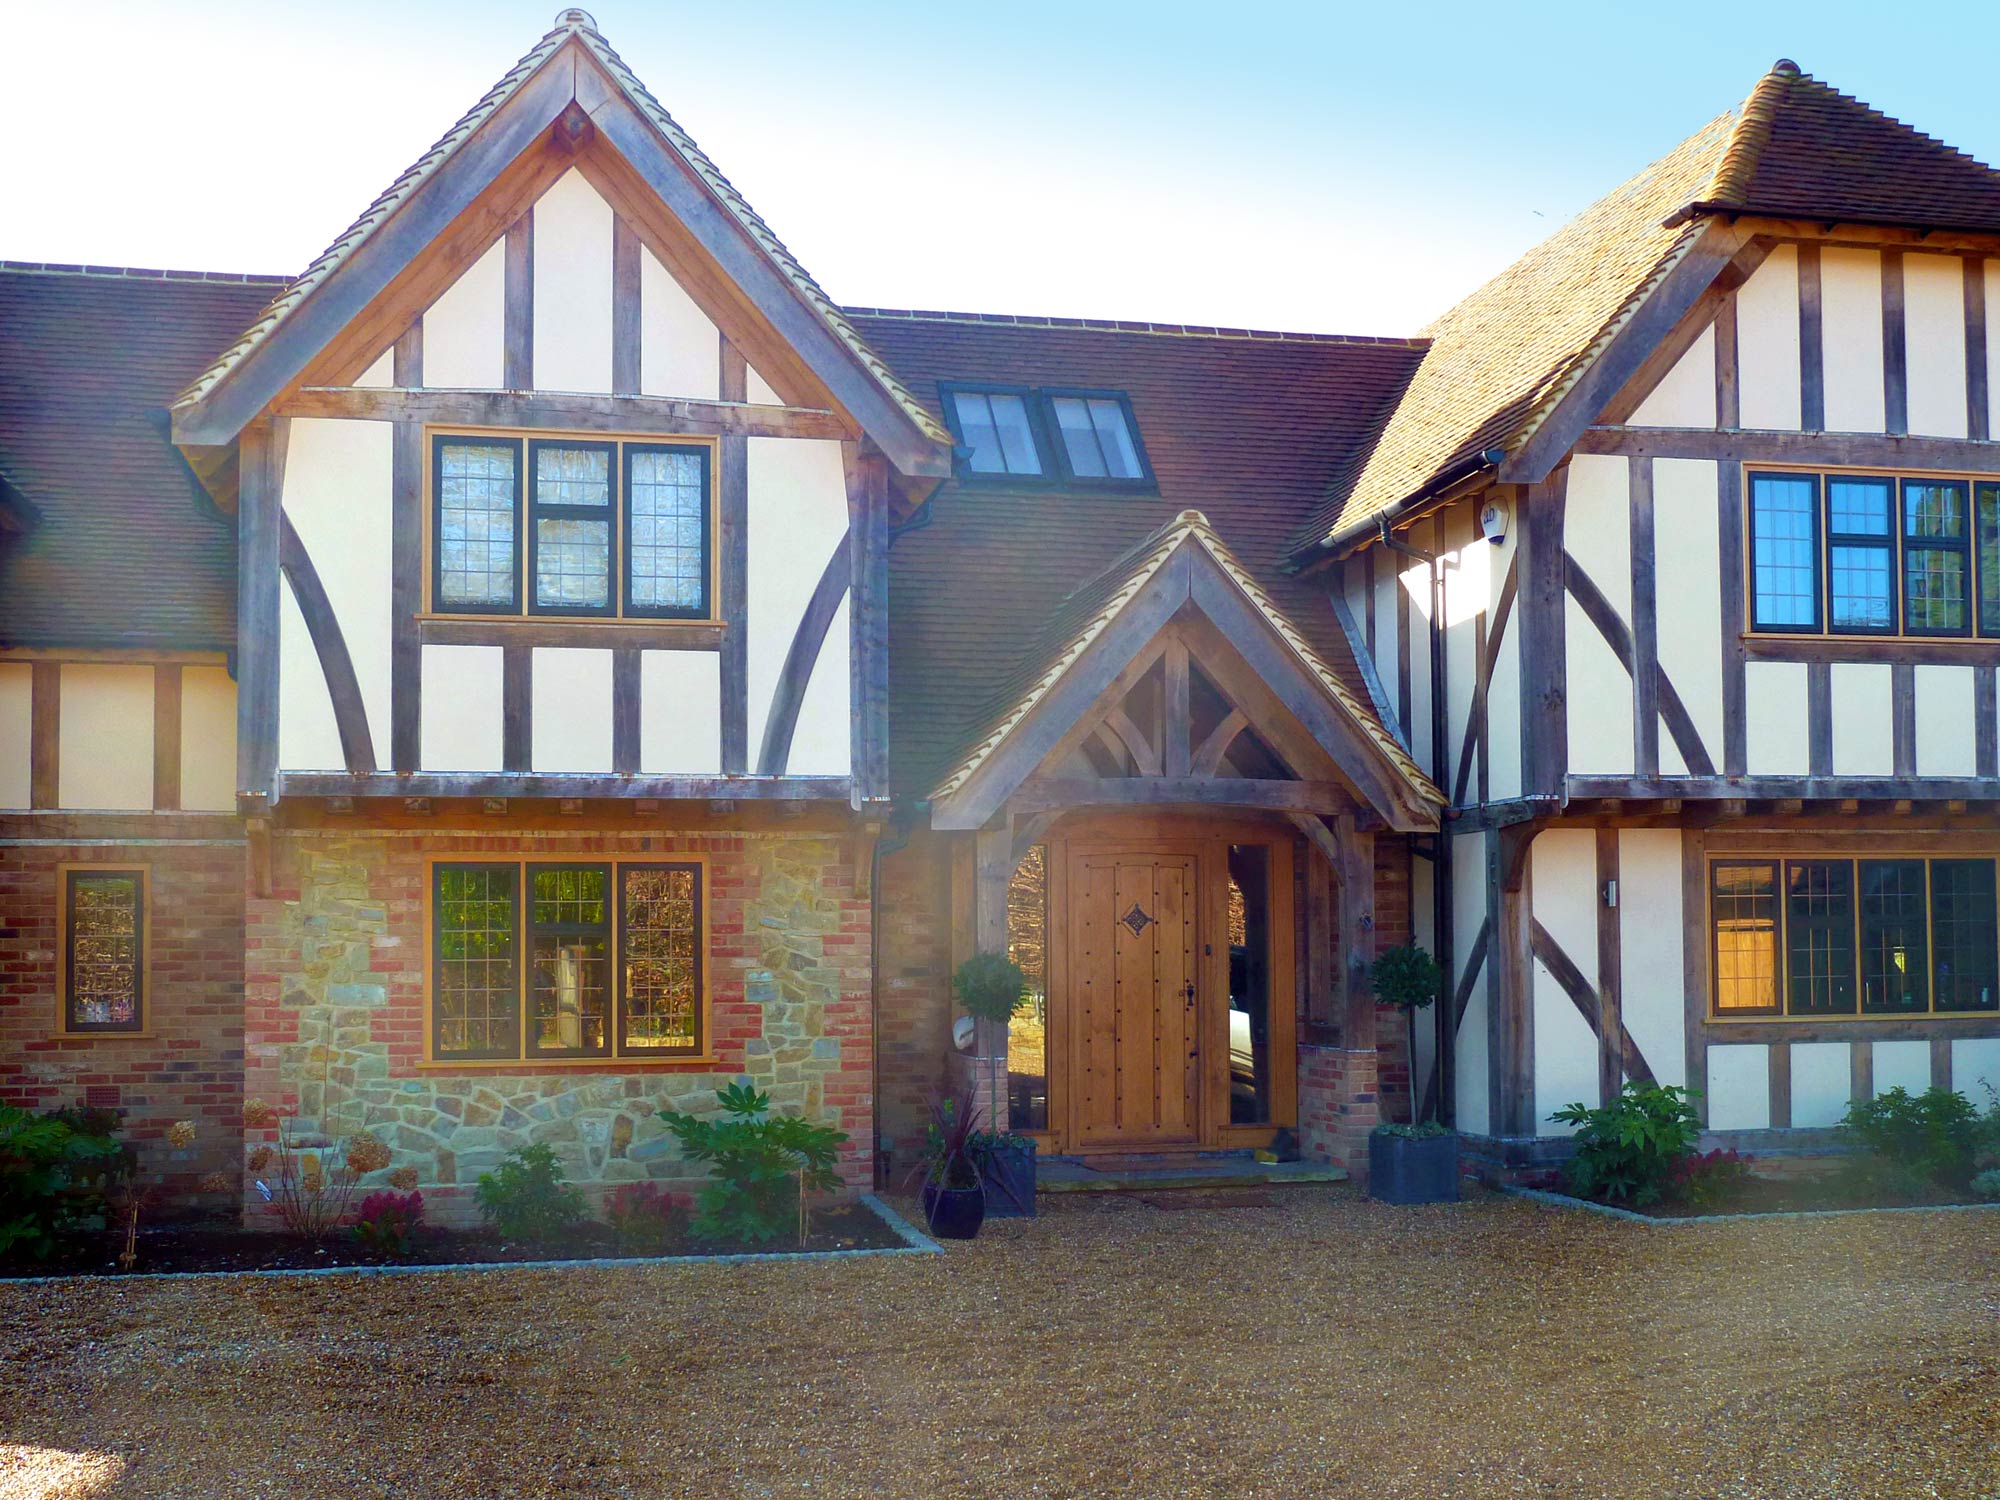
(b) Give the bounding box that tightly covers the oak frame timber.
[277,386,850,441]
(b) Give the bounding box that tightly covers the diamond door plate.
[1120,902,1154,936]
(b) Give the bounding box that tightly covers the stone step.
[1036,1155,1348,1194]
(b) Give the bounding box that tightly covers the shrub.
[1838,1087,1983,1192]
[1373,1120,1453,1141]
[0,1105,131,1260]
[351,1190,424,1257]
[657,1083,847,1246]
[1370,945,1443,1013]
[952,952,1029,1024]
[1550,1082,1702,1207]
[1971,1168,2000,1203]
[474,1144,587,1243]
[1667,1147,1753,1210]
[604,1182,679,1250]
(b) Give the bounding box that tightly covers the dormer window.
[942,388,1043,476]
[430,432,713,621]
[1048,392,1145,481]
[939,384,1153,489]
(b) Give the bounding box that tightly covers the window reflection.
[1228,845,1272,1125]
[1007,845,1049,1132]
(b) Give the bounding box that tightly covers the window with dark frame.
[63,869,145,1033]
[431,860,705,1062]
[940,385,1153,488]
[1747,469,1994,640]
[1710,856,2000,1019]
[431,435,712,620]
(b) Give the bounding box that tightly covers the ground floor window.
[61,866,147,1033]
[1710,856,1998,1018]
[1007,844,1049,1132]
[430,860,706,1062]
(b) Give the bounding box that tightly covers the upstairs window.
[431,434,712,621]
[1746,469,1995,640]
[939,384,1153,488]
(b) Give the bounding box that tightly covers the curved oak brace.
[1529,918,1655,1085]
[1103,706,1163,776]
[1191,707,1249,777]
[278,514,379,774]
[1452,554,1519,806]
[1562,554,1716,778]
[756,530,851,775]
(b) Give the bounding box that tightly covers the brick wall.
[1369,837,1415,1124]
[875,831,953,1181]
[243,825,873,1225]
[0,836,245,1213]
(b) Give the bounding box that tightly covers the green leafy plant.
[657,1084,847,1247]
[1971,1168,2000,1203]
[1373,1119,1452,1141]
[913,1084,984,1194]
[604,1181,680,1250]
[474,1143,587,1243]
[1551,1081,1702,1207]
[1666,1147,1753,1210]
[1371,944,1444,1126]
[0,1105,131,1260]
[1838,1087,1983,1193]
[952,952,1029,1024]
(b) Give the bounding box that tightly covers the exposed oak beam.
[266,386,851,440]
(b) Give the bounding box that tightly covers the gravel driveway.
[3,1186,1996,1498]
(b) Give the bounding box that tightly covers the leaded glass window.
[1784,860,1856,1015]
[435,438,520,610]
[1748,473,1820,630]
[433,864,520,1059]
[619,865,703,1054]
[529,442,613,615]
[64,870,144,1032]
[1860,859,1930,1014]
[625,445,710,617]
[1902,479,1970,635]
[1930,860,1998,1013]
[431,860,706,1062]
[1826,476,1894,633]
[1711,862,1779,1014]
[1978,482,2000,637]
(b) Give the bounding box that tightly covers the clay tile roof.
[1680,60,2000,234]
[172,11,949,451]
[1291,111,1735,554]
[1295,60,2000,558]
[0,265,288,650]
[929,510,1439,806]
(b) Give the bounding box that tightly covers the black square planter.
[975,1139,1037,1218]
[1369,1131,1460,1205]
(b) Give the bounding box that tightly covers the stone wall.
[242,825,872,1225]
[0,830,245,1213]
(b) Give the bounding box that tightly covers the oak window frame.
[425,856,710,1068]
[426,431,719,626]
[1744,466,1997,644]
[57,865,150,1037]
[1707,854,2000,1022]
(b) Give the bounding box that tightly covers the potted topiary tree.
[951,951,1027,1124]
[1366,943,1458,1205]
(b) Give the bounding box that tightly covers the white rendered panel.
[422,239,505,389]
[1452,831,1489,1136]
[532,647,613,772]
[1744,660,1810,775]
[0,663,30,808]
[1872,1039,1932,1098]
[1629,322,1716,428]
[1372,558,1399,717]
[280,417,392,771]
[792,597,852,776]
[1789,1042,1850,1128]
[1566,601,1633,776]
[1706,1044,1771,1131]
[1736,246,1802,431]
[1951,1038,2000,1098]
[354,350,394,389]
[178,665,237,812]
[639,650,721,774]
[1903,253,1968,438]
[639,247,720,399]
[1532,829,1601,1132]
[421,645,503,771]
[58,664,153,809]
[279,589,341,770]
[746,366,781,406]
[1652,460,1722,773]
[1820,247,1885,433]
[1914,664,1976,777]
[1485,520,1522,800]
[1617,829,1685,1090]
[746,435,849,768]
[532,168,614,393]
[1830,662,1894,776]
[1401,555,1434,779]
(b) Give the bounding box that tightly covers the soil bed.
[0,1203,901,1278]
[1528,1170,1993,1218]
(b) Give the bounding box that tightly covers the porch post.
[970,823,1013,1131]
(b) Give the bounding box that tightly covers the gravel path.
[2,1186,1996,1498]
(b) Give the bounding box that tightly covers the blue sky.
[9,1,2000,334]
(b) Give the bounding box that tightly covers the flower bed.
[1517,1168,1999,1221]
[0,1201,909,1278]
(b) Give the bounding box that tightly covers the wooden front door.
[1069,850,1202,1148]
